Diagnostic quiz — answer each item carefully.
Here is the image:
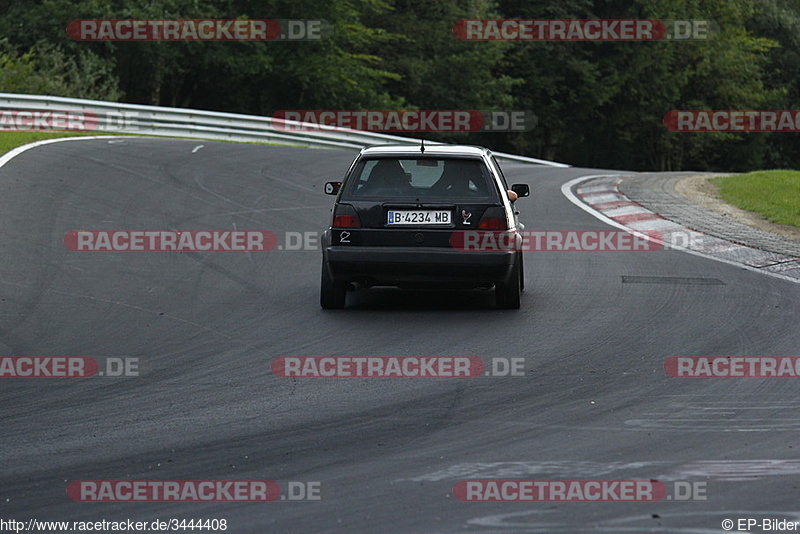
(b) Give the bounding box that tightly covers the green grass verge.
[0,131,305,157]
[711,170,800,227]
[0,131,114,156]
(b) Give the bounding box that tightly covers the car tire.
[495,255,521,309]
[518,251,525,292]
[320,261,346,309]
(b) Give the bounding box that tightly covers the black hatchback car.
[320,144,530,309]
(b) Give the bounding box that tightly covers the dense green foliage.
[1,0,799,171]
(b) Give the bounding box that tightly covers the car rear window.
[342,157,499,201]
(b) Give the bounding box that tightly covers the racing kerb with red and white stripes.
[567,174,800,283]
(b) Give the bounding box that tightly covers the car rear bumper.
[323,245,517,288]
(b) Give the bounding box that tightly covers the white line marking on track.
[0,135,129,168]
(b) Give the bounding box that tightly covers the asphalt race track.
[1,137,799,533]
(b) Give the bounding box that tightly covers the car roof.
[358,144,491,158]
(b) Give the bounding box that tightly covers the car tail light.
[477,207,508,230]
[331,204,361,228]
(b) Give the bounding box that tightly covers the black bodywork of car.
[320,144,530,309]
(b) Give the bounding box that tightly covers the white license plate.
[387,210,451,226]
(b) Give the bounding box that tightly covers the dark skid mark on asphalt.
[621,275,726,285]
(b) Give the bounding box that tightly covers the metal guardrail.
[0,93,570,167]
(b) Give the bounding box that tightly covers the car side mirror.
[511,183,530,198]
[325,182,342,195]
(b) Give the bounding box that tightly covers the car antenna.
[420,138,425,154]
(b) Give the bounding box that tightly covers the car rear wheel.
[320,261,347,309]
[495,254,521,309]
